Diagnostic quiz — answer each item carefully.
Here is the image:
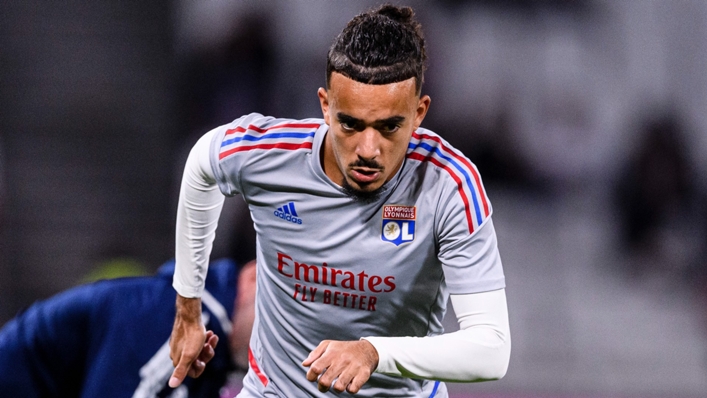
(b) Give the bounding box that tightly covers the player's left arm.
[301,289,510,392]
[363,288,510,381]
[304,174,510,389]
[358,178,511,382]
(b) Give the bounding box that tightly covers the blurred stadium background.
[1,0,706,397]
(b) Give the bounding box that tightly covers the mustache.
[348,157,383,170]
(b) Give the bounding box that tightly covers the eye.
[340,121,356,131]
[380,123,400,134]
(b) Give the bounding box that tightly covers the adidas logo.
[273,202,302,224]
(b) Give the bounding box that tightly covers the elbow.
[488,353,510,381]
[486,337,511,380]
[472,336,511,382]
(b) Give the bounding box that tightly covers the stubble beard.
[341,178,385,204]
[339,156,387,203]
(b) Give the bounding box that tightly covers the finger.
[306,365,323,382]
[169,334,182,367]
[318,377,333,393]
[197,335,218,363]
[315,360,346,393]
[306,355,335,383]
[189,333,220,379]
[206,333,219,350]
[187,359,206,378]
[169,357,191,388]
[302,340,330,367]
[345,368,372,394]
[331,369,357,394]
[169,344,179,367]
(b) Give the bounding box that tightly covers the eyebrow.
[336,112,406,127]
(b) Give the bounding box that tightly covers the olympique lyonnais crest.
[381,205,416,246]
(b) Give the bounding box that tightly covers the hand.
[302,340,379,394]
[169,295,219,387]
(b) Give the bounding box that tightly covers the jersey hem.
[172,280,203,298]
[445,278,505,295]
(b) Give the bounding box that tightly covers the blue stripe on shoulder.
[222,131,315,147]
[409,141,483,225]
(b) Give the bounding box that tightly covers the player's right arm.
[170,113,273,386]
[170,129,224,387]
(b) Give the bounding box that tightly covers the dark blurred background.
[1,1,706,397]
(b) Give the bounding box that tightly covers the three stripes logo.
[273,202,302,224]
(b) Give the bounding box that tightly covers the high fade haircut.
[326,4,427,94]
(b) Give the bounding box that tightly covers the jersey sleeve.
[209,113,279,197]
[436,171,505,294]
[364,288,510,381]
[173,131,225,298]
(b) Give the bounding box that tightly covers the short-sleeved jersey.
[210,113,505,397]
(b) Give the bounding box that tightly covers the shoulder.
[406,127,480,185]
[216,113,324,157]
[223,112,324,131]
[406,127,492,233]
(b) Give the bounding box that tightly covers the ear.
[318,87,330,125]
[413,94,431,130]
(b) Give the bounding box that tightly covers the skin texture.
[302,340,380,394]
[168,296,212,388]
[304,72,431,393]
[169,260,257,388]
[319,72,430,194]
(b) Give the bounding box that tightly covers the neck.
[321,129,344,186]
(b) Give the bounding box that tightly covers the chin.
[342,178,385,203]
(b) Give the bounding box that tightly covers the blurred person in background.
[173,10,274,271]
[0,138,5,221]
[613,112,704,280]
[0,258,256,398]
[170,4,509,397]
[0,139,6,324]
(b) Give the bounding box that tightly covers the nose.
[356,128,381,160]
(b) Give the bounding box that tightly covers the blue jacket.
[0,259,238,398]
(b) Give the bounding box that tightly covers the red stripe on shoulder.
[224,122,321,136]
[219,141,313,160]
[224,126,247,136]
[269,122,321,130]
[407,151,475,233]
[412,132,489,218]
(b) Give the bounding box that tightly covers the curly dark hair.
[326,4,427,94]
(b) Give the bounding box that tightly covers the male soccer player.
[0,258,256,398]
[170,5,510,397]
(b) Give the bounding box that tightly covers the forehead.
[327,73,418,120]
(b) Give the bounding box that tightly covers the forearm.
[175,294,202,321]
[173,130,224,298]
[363,289,510,382]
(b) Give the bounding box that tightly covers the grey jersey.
[209,113,505,397]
